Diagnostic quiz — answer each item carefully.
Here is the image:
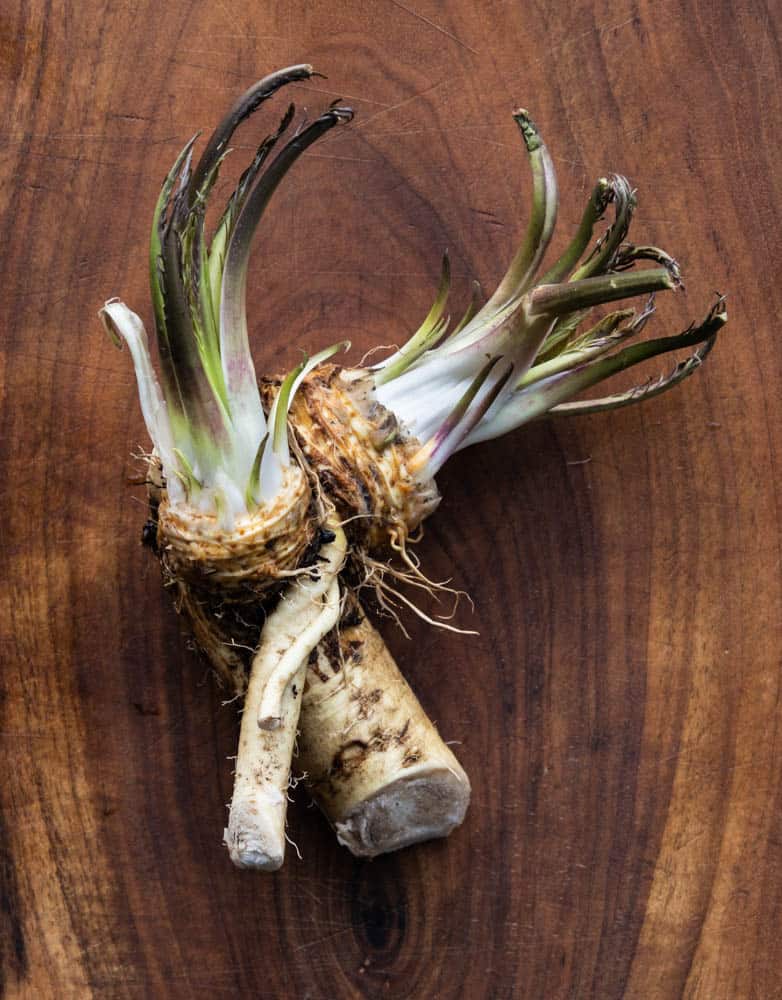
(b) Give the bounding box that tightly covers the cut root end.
[334,766,470,858]
[297,599,471,858]
[224,794,286,871]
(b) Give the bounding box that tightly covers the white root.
[223,527,346,870]
[297,602,471,858]
[257,578,341,730]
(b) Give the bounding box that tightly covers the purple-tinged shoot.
[371,110,726,480]
[101,66,352,526]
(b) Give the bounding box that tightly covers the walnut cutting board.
[1,1,780,997]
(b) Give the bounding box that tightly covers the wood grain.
[1,1,780,996]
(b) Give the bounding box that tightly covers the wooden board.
[2,1,780,996]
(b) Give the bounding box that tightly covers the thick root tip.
[224,797,286,871]
[333,766,471,859]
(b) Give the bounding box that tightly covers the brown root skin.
[297,598,471,858]
[145,454,326,695]
[157,463,316,598]
[174,582,253,695]
[262,365,440,552]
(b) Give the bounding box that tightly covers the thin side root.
[356,546,478,637]
[257,578,341,728]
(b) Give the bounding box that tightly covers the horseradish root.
[105,66,727,869]
[224,524,346,870]
[285,113,726,543]
[102,67,357,867]
[298,600,470,857]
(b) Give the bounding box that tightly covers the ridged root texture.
[262,365,440,550]
[156,464,316,598]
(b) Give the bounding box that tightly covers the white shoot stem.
[224,524,346,870]
[100,300,183,504]
[258,444,284,503]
